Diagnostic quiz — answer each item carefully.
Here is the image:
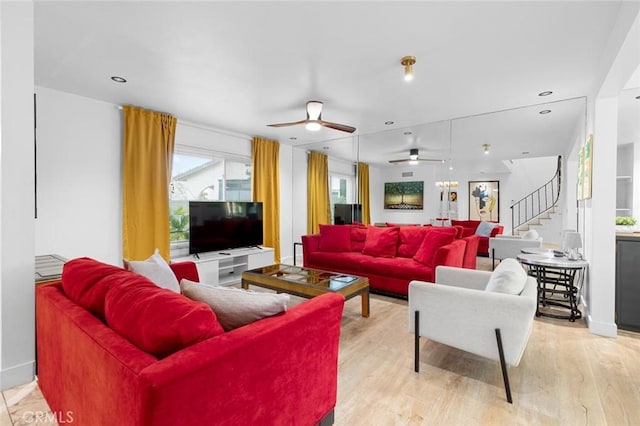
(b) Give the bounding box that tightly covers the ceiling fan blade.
[417,158,445,163]
[319,120,356,134]
[388,159,409,164]
[267,119,307,128]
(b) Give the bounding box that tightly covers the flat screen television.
[189,201,263,254]
[334,203,362,225]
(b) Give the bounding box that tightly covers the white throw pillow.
[521,230,539,240]
[475,221,497,237]
[125,249,180,293]
[180,279,290,331]
[485,258,527,295]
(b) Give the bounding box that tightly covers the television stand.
[174,247,274,286]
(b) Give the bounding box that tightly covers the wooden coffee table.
[242,264,370,317]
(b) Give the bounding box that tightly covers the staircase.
[510,156,562,245]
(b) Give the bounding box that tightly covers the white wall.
[279,144,293,263]
[291,147,309,250]
[35,87,122,265]
[1,1,36,390]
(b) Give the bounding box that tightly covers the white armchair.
[489,230,542,269]
[408,260,537,403]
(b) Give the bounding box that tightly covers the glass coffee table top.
[242,264,370,317]
[248,264,359,291]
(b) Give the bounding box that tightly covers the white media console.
[173,246,274,286]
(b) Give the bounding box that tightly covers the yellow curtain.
[252,137,281,262]
[307,151,331,234]
[358,162,371,225]
[122,106,176,262]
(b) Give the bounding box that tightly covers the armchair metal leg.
[491,249,496,270]
[495,328,513,403]
[414,311,420,373]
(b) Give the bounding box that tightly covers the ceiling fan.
[267,100,356,134]
[389,148,444,165]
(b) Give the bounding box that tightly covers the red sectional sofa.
[302,224,468,297]
[451,219,504,256]
[36,257,344,426]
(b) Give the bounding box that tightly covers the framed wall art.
[468,180,499,221]
[577,134,593,200]
[384,181,424,210]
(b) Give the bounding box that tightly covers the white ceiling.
[34,1,638,171]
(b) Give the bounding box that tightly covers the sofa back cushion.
[362,226,399,258]
[318,224,352,252]
[350,224,368,252]
[412,228,457,267]
[397,226,429,258]
[105,282,224,358]
[61,257,142,320]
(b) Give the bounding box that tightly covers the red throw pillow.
[362,226,399,258]
[105,283,224,358]
[61,257,142,320]
[413,230,457,266]
[318,224,352,252]
[397,226,429,257]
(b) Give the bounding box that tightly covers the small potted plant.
[615,216,638,233]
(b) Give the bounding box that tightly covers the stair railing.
[510,155,562,234]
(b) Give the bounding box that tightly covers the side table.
[35,254,67,285]
[517,253,588,322]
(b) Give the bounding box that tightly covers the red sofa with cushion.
[451,220,504,256]
[302,225,466,297]
[36,257,344,426]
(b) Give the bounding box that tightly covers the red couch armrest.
[490,225,504,237]
[432,239,466,268]
[169,261,199,283]
[301,234,321,267]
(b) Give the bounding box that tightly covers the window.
[329,174,355,224]
[170,149,252,244]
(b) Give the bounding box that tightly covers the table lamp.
[562,231,582,260]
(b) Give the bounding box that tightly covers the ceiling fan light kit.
[389,148,442,164]
[267,100,356,134]
[401,56,416,81]
[483,143,490,154]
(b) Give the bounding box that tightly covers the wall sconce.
[483,143,490,155]
[401,56,416,81]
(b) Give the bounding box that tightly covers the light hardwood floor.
[335,259,640,425]
[4,259,639,425]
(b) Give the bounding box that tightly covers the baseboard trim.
[0,360,35,391]
[586,315,618,338]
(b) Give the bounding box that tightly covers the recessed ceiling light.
[110,76,127,83]
[385,121,394,125]
[538,91,553,96]
[539,109,552,114]
[403,131,413,135]
[289,137,297,141]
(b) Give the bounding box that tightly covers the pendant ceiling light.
[401,56,416,81]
